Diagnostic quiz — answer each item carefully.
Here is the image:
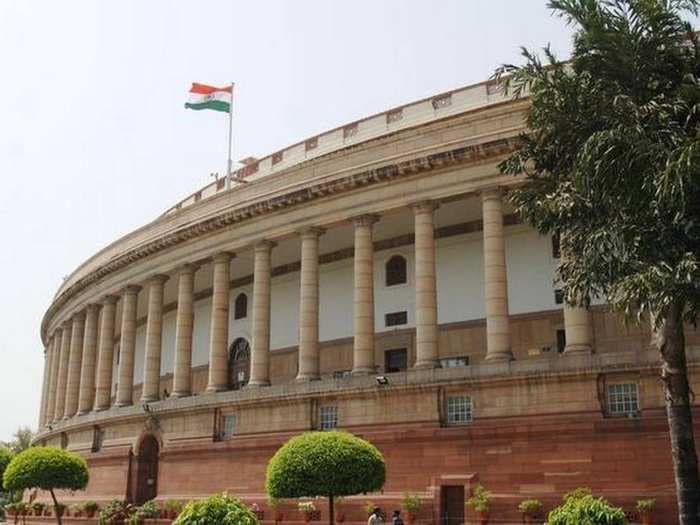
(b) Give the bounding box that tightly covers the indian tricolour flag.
[184,83,233,113]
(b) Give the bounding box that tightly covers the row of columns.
[38,188,593,428]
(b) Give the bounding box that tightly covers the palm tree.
[496,1,700,523]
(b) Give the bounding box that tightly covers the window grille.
[385,311,408,327]
[446,395,473,424]
[440,356,469,368]
[319,406,338,430]
[607,383,639,415]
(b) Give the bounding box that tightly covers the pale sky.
[0,0,578,442]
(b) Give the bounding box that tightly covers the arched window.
[228,338,250,390]
[234,293,248,320]
[385,255,407,286]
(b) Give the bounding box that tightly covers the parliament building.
[32,80,700,524]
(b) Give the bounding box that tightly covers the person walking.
[368,507,384,525]
[392,509,404,525]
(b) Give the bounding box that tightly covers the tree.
[266,431,385,525]
[6,427,34,455]
[495,1,700,523]
[173,493,258,525]
[0,446,11,482]
[3,446,88,525]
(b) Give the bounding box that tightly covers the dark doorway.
[384,348,407,373]
[441,485,465,525]
[135,435,159,504]
[229,338,250,390]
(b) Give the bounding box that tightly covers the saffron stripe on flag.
[190,83,233,95]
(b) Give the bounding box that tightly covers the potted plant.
[334,497,345,523]
[637,498,655,525]
[467,484,491,525]
[163,499,181,519]
[364,501,376,517]
[298,501,316,523]
[518,499,542,524]
[83,501,99,518]
[402,493,421,524]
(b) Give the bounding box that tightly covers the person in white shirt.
[368,507,384,525]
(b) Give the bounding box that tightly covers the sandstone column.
[64,311,86,419]
[78,303,100,415]
[53,320,72,421]
[38,344,51,427]
[412,202,440,369]
[207,252,232,392]
[172,264,198,397]
[482,188,513,362]
[116,285,141,406]
[141,275,169,402]
[352,215,379,375]
[296,227,324,381]
[94,295,118,411]
[563,305,593,354]
[250,240,275,387]
[46,331,61,424]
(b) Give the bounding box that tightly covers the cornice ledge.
[41,136,520,342]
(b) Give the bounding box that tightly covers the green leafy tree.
[495,1,700,522]
[266,431,385,525]
[173,493,258,525]
[3,446,88,525]
[547,488,626,525]
[0,446,11,483]
[6,427,34,455]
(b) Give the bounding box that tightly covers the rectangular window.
[319,406,338,430]
[333,370,352,379]
[221,414,237,439]
[446,395,473,425]
[556,329,566,354]
[385,311,408,327]
[554,289,564,305]
[385,349,407,373]
[440,356,469,368]
[607,383,639,416]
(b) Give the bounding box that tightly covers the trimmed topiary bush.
[547,488,626,525]
[266,431,385,525]
[0,446,12,481]
[173,493,258,525]
[3,446,88,525]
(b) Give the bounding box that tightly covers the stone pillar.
[250,240,275,387]
[94,295,118,411]
[141,275,169,402]
[482,188,513,362]
[207,252,232,392]
[115,285,141,406]
[352,215,379,375]
[172,264,198,398]
[296,227,324,381]
[78,304,100,415]
[412,202,440,369]
[563,305,593,354]
[38,344,51,428]
[46,331,61,424]
[53,320,72,422]
[64,311,86,419]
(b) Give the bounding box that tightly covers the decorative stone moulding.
[432,93,452,110]
[386,108,403,124]
[272,151,283,165]
[305,137,318,151]
[343,123,359,139]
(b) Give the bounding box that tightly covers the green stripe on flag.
[184,100,230,113]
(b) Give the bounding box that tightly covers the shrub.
[0,447,12,482]
[518,499,543,514]
[173,493,259,525]
[32,501,46,515]
[402,493,421,514]
[547,490,626,525]
[3,446,88,525]
[82,501,99,515]
[98,499,135,525]
[298,501,316,513]
[266,431,385,525]
[467,484,491,514]
[636,499,655,513]
[127,500,159,525]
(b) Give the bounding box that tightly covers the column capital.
[298,226,326,238]
[212,251,235,264]
[351,214,380,227]
[410,200,440,214]
[72,310,86,322]
[255,239,277,251]
[146,273,170,285]
[101,294,119,305]
[121,284,142,296]
[62,319,73,329]
[178,262,200,274]
[85,303,101,314]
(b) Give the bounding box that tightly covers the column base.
[61,415,73,421]
[77,410,90,416]
[169,391,191,399]
[247,380,271,388]
[205,385,228,393]
[93,406,109,412]
[351,368,375,376]
[563,344,593,356]
[114,401,133,407]
[140,395,159,403]
[414,359,440,369]
[484,351,514,362]
[295,374,320,382]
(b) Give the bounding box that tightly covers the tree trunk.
[49,489,62,525]
[655,300,700,525]
[329,495,334,525]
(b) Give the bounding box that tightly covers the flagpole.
[226,82,234,190]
